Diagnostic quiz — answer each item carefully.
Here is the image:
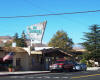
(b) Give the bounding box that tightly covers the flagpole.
[31,39,33,46]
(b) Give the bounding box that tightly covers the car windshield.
[56,61,65,63]
[64,60,77,65]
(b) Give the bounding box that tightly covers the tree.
[16,38,27,47]
[13,32,27,47]
[20,31,27,47]
[13,33,19,47]
[13,33,18,40]
[82,24,100,62]
[4,41,12,47]
[21,30,26,39]
[48,30,73,52]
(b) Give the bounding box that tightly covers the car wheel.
[51,70,56,73]
[84,68,87,71]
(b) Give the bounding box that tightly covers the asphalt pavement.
[0,70,100,80]
[0,67,100,80]
[0,67,99,76]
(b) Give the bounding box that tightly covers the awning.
[31,51,42,54]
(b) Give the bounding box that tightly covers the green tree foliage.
[13,32,19,43]
[4,41,12,47]
[82,24,100,62]
[13,33,18,40]
[16,38,27,47]
[20,31,27,47]
[80,58,87,64]
[21,31,26,39]
[48,30,73,52]
[13,32,27,47]
[13,32,19,46]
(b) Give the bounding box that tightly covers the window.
[16,58,21,66]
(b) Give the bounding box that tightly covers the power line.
[24,0,89,26]
[0,10,100,18]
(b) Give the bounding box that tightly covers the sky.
[0,0,100,44]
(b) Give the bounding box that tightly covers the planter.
[8,64,13,72]
[8,68,13,72]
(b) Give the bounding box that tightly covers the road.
[0,70,100,80]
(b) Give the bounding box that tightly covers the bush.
[87,62,93,67]
[8,64,13,68]
[80,59,87,64]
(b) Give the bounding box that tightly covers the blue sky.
[0,0,100,44]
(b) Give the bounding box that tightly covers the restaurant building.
[0,47,72,71]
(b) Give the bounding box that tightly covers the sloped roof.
[33,43,48,47]
[41,48,73,57]
[2,47,27,53]
[0,36,13,40]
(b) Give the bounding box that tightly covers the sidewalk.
[87,67,100,71]
[0,71,50,76]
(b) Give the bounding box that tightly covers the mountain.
[73,44,85,51]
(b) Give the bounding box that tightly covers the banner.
[27,21,47,43]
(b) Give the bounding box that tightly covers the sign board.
[27,21,47,43]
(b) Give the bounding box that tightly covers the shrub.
[8,64,13,68]
[80,59,87,64]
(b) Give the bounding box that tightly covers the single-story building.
[0,47,73,71]
[0,47,30,71]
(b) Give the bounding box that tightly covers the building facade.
[0,47,72,71]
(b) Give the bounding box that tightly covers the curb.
[87,67,100,71]
[0,71,50,77]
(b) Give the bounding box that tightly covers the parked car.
[73,63,82,71]
[49,59,65,72]
[49,59,74,72]
[73,63,87,71]
[80,63,87,71]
